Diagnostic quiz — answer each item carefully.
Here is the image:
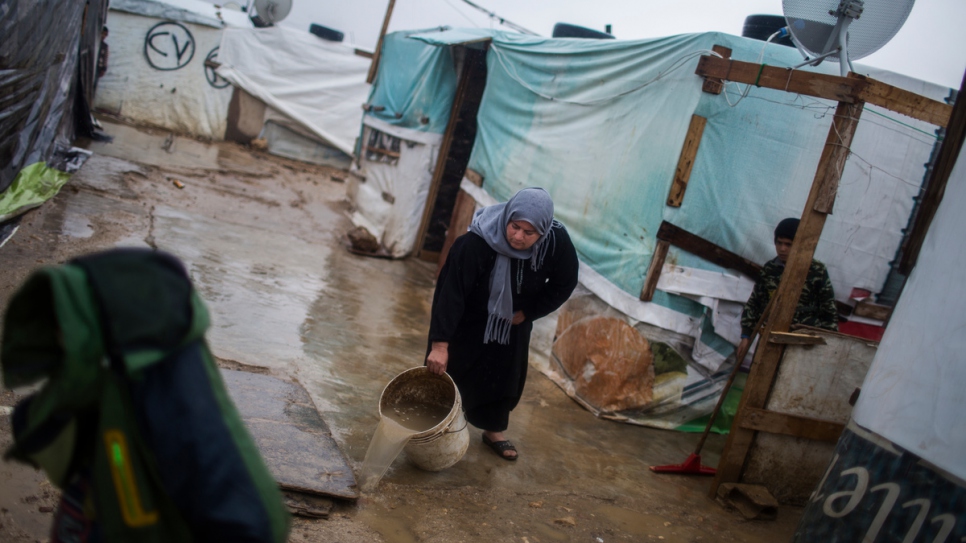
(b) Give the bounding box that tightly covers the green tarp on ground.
[0,163,71,223]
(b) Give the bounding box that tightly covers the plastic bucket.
[378,367,469,472]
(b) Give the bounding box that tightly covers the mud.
[0,119,803,542]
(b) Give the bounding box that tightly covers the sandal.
[482,434,518,461]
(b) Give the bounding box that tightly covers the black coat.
[428,225,579,411]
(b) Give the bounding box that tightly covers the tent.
[96,0,370,167]
[354,28,952,428]
[95,0,252,139]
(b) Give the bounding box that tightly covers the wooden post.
[640,239,670,301]
[899,69,966,274]
[414,51,478,259]
[701,45,731,95]
[366,0,396,84]
[709,97,864,497]
[667,115,707,207]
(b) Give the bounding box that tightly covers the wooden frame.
[414,49,485,261]
[666,115,707,207]
[697,52,953,497]
[639,221,761,301]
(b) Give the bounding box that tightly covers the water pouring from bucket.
[358,367,470,491]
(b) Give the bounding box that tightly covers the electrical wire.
[438,0,480,27]
[459,0,538,35]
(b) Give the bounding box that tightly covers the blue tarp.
[364,30,459,135]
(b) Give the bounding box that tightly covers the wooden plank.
[436,189,478,277]
[464,168,484,187]
[813,97,864,213]
[899,70,966,274]
[768,331,826,345]
[853,300,892,322]
[856,77,953,129]
[415,49,477,259]
[710,98,863,498]
[639,239,669,301]
[354,49,374,59]
[701,45,731,95]
[666,115,707,207]
[738,408,844,443]
[363,146,400,159]
[656,221,761,278]
[695,55,952,127]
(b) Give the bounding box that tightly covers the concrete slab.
[221,369,358,501]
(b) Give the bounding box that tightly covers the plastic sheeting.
[217,27,371,156]
[364,30,459,135]
[110,0,251,28]
[1,0,107,193]
[0,163,72,223]
[852,143,966,482]
[94,10,236,139]
[348,117,442,256]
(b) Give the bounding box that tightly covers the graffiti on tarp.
[144,22,195,71]
[204,47,230,89]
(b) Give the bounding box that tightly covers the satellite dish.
[782,0,915,76]
[250,0,292,27]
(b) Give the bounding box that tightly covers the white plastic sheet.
[853,143,966,482]
[217,27,371,156]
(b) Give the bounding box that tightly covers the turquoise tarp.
[364,30,459,135]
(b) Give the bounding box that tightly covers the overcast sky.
[238,0,964,89]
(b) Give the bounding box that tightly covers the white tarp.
[95,10,237,138]
[348,117,442,256]
[852,142,966,482]
[216,27,371,156]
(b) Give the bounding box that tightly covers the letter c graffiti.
[144,22,196,71]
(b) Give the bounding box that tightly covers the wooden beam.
[666,115,707,207]
[639,239,669,301]
[436,189,478,277]
[899,70,966,274]
[701,46,731,95]
[695,55,952,127]
[768,331,826,345]
[366,0,396,84]
[415,52,478,259]
[738,408,845,442]
[464,168,484,187]
[710,98,864,498]
[657,221,761,278]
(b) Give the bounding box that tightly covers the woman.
[426,187,579,461]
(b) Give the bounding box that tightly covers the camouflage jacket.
[740,257,838,336]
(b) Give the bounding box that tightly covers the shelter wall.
[94,11,232,139]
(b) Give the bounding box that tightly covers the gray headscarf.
[468,187,560,344]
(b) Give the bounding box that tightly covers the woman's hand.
[427,342,449,375]
[512,311,526,325]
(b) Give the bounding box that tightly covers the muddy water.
[358,418,415,491]
[358,398,451,491]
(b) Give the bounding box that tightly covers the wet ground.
[0,119,802,542]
